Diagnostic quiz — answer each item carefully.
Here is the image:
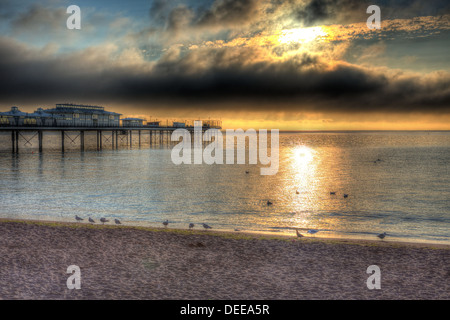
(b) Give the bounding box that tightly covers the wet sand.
[0,219,448,300]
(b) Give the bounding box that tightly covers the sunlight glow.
[279,27,328,44]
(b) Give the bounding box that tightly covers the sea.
[0,130,449,245]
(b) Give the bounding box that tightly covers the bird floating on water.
[343,194,349,198]
[377,232,387,240]
[75,215,83,222]
[115,219,121,225]
[267,200,273,206]
[100,218,109,224]
[88,217,95,223]
[189,223,195,229]
[245,170,249,174]
[202,223,212,230]
[330,192,336,195]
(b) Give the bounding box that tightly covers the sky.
[0,0,449,130]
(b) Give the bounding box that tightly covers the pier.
[0,104,221,153]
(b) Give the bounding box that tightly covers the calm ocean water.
[0,131,449,244]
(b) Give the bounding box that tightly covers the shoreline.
[0,218,449,299]
[1,217,449,249]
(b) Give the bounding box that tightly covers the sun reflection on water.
[284,146,320,226]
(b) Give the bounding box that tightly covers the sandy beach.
[0,219,448,300]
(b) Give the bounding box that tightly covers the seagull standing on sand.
[163,220,169,228]
[202,223,212,230]
[75,215,83,222]
[189,223,195,229]
[100,217,109,225]
[377,232,387,240]
[88,217,95,223]
[115,219,121,225]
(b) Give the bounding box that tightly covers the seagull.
[163,220,169,228]
[343,194,349,198]
[115,219,121,225]
[295,229,304,238]
[267,200,273,206]
[100,217,109,225]
[330,192,336,195]
[75,215,83,222]
[377,232,387,240]
[307,229,319,235]
[202,223,212,230]
[88,217,95,223]
[189,223,195,229]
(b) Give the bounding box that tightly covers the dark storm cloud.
[0,37,448,113]
[141,50,450,113]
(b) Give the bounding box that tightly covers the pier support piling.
[138,130,141,148]
[129,130,132,148]
[99,130,103,150]
[80,131,84,152]
[61,130,65,153]
[11,131,15,153]
[38,130,43,153]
